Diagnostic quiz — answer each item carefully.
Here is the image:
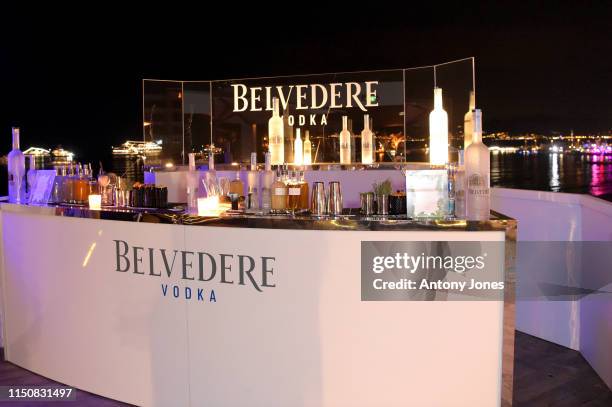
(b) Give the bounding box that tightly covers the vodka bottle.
[303,130,312,165]
[8,127,26,204]
[293,128,303,165]
[429,87,449,165]
[27,155,37,196]
[361,114,374,164]
[268,97,284,165]
[463,91,476,150]
[339,115,351,164]
[465,109,490,220]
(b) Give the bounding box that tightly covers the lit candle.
[88,194,102,210]
[197,196,225,216]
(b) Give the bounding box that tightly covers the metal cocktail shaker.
[361,192,375,215]
[328,181,343,216]
[310,182,327,215]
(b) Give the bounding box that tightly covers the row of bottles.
[268,97,374,166]
[199,151,310,215]
[51,162,97,204]
[429,88,489,221]
[270,166,309,213]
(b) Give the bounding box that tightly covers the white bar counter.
[0,203,515,406]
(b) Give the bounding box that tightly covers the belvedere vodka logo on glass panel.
[211,70,404,165]
[112,240,277,303]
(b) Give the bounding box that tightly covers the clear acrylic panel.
[182,81,212,161]
[142,80,183,165]
[143,58,475,167]
[210,69,404,165]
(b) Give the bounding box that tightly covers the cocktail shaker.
[361,192,375,215]
[328,181,343,216]
[376,194,389,215]
[310,182,327,215]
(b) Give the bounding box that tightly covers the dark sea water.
[2,153,612,202]
[489,152,612,200]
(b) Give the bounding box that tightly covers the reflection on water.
[107,156,145,183]
[550,153,560,191]
[490,152,612,200]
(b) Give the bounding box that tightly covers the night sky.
[1,4,611,162]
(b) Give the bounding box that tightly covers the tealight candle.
[197,196,220,216]
[89,194,102,210]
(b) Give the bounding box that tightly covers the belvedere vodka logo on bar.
[113,240,276,303]
[361,241,505,301]
[231,81,379,125]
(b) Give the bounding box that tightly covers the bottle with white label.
[303,130,312,165]
[465,109,490,220]
[463,91,476,150]
[8,127,26,204]
[339,115,351,165]
[361,114,373,164]
[268,97,284,165]
[271,167,287,212]
[287,170,301,213]
[294,128,303,165]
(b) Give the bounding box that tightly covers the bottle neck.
[273,97,279,117]
[342,116,348,131]
[434,88,443,110]
[364,114,370,130]
[468,91,475,111]
[472,109,483,143]
[12,128,20,150]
